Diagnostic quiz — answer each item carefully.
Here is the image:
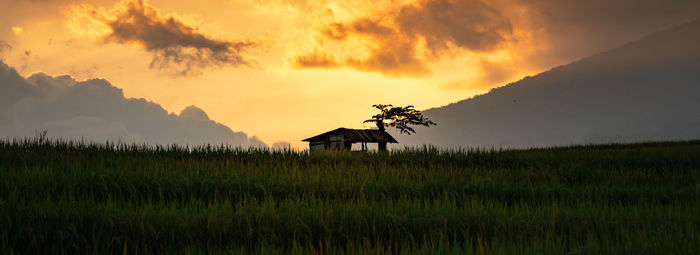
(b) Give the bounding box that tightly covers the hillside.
[395,19,700,148]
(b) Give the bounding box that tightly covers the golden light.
[65,4,112,37]
[11,27,23,35]
[1,0,556,148]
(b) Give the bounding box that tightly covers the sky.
[1,0,699,148]
[395,18,700,148]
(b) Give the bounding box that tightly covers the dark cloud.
[0,59,266,147]
[296,0,700,78]
[88,0,257,76]
[514,0,700,67]
[294,0,512,76]
[396,0,512,53]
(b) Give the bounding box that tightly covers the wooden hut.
[302,128,398,151]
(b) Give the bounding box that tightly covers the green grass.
[1,138,699,254]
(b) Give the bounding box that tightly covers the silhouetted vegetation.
[1,138,699,254]
[364,104,436,134]
[364,104,436,150]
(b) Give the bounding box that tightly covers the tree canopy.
[364,104,436,135]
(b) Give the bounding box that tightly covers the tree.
[364,104,436,150]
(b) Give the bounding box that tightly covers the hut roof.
[302,128,398,143]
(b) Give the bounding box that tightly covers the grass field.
[1,138,699,254]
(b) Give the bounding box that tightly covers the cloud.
[293,19,431,76]
[510,0,700,66]
[396,19,700,148]
[293,50,339,68]
[0,40,10,55]
[395,0,512,53]
[0,59,266,147]
[71,0,257,76]
[293,0,700,78]
[293,0,513,77]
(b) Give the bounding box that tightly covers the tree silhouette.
[364,104,436,150]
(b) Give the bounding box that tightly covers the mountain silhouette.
[394,19,700,148]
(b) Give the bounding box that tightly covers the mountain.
[0,60,266,147]
[394,19,700,148]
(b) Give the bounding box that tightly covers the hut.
[302,128,398,151]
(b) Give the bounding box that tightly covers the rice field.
[0,138,699,254]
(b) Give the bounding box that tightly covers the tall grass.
[1,138,699,254]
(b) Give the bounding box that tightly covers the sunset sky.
[2,0,699,147]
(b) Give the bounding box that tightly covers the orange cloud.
[293,0,513,77]
[292,0,700,82]
[71,0,257,76]
[395,0,512,54]
[293,50,339,68]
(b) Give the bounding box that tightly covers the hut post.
[376,121,388,151]
[378,142,387,151]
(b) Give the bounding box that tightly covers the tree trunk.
[376,120,385,131]
[376,121,387,151]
